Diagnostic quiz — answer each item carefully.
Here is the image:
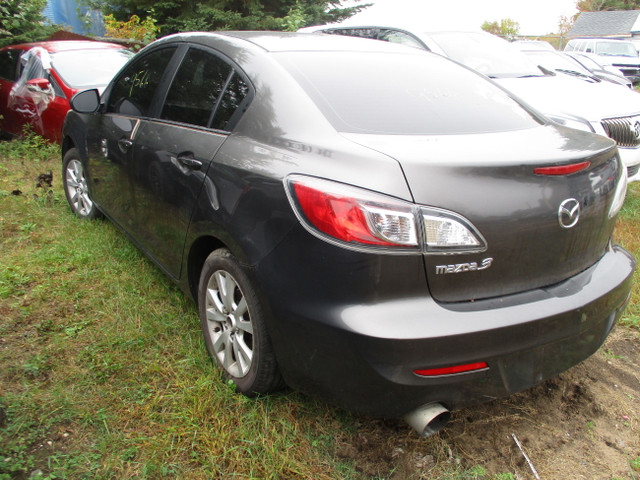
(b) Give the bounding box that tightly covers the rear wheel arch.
[187,235,258,301]
[187,235,229,301]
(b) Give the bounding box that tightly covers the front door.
[86,46,178,230]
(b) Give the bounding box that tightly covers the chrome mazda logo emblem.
[558,198,580,229]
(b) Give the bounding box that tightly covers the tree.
[481,18,520,39]
[104,12,160,44]
[93,0,369,37]
[558,15,575,37]
[0,0,58,47]
[577,0,640,10]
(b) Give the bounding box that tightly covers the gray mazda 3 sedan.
[61,32,634,436]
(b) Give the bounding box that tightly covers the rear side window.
[160,46,250,131]
[161,47,232,127]
[211,72,249,131]
[107,46,177,117]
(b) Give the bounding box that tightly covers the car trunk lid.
[342,125,624,303]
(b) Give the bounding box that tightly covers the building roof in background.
[568,10,640,38]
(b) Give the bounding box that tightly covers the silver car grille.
[601,115,640,147]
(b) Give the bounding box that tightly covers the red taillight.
[534,161,590,176]
[287,176,419,249]
[292,182,394,246]
[413,361,489,377]
[285,175,486,254]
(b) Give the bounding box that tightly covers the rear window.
[275,51,542,135]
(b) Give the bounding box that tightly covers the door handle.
[118,138,133,152]
[177,153,202,171]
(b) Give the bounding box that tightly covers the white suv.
[301,25,640,183]
[564,38,640,84]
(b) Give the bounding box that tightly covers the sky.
[337,0,580,36]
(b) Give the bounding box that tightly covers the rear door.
[128,45,253,278]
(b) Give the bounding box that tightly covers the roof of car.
[0,40,127,52]
[154,31,420,54]
[567,37,635,43]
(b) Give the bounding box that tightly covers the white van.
[564,38,640,84]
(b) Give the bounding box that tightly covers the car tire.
[63,148,101,219]
[198,248,282,396]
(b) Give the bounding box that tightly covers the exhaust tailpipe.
[404,403,450,437]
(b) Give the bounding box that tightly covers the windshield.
[595,41,637,57]
[524,51,592,75]
[571,53,602,70]
[276,51,542,135]
[425,32,543,78]
[51,49,134,88]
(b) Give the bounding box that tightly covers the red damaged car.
[0,40,133,143]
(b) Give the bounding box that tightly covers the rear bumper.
[258,243,635,418]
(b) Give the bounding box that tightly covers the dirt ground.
[336,327,640,479]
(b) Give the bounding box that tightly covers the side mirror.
[70,89,101,114]
[26,78,51,91]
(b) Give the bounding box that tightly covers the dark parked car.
[0,40,133,143]
[62,32,634,436]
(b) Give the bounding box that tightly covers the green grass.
[0,135,638,479]
[616,181,640,330]
[0,136,432,479]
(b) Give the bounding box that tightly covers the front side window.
[161,47,232,127]
[49,76,65,98]
[0,50,21,81]
[107,47,177,117]
[21,53,46,81]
